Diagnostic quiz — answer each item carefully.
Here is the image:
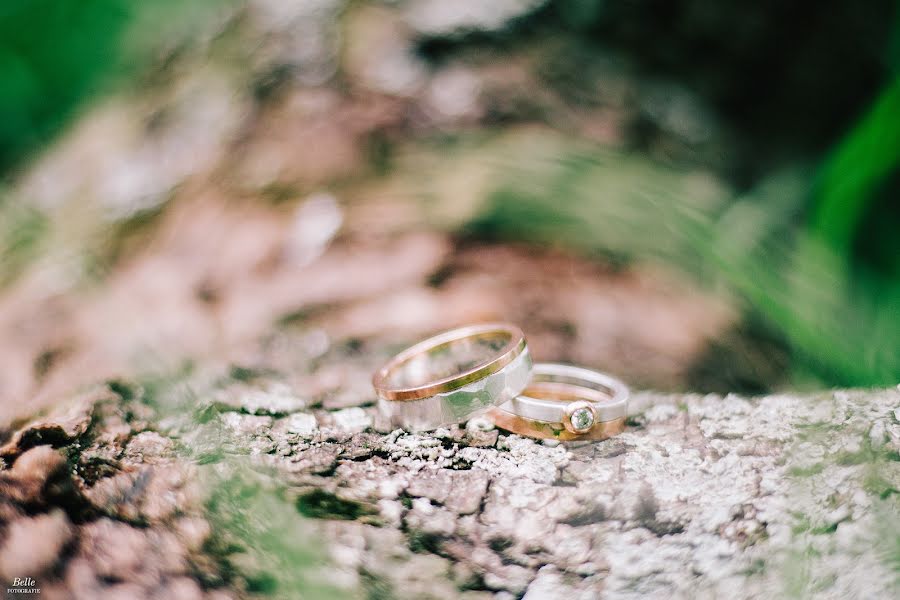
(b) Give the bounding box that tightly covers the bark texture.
[1,378,897,599]
[0,2,897,599]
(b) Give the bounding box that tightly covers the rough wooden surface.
[1,2,898,599]
[1,371,897,599]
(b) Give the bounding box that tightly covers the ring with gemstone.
[372,323,532,431]
[488,363,629,441]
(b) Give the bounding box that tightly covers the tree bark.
[1,381,897,599]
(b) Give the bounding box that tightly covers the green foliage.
[464,147,728,276]
[0,0,133,174]
[0,0,228,178]
[810,76,900,258]
[462,131,900,387]
[717,199,900,386]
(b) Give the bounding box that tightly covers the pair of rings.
[372,323,628,441]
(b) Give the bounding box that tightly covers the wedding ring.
[373,323,532,431]
[489,363,628,441]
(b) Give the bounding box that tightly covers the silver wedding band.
[502,363,628,424]
[489,363,629,440]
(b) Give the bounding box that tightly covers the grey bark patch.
[406,468,490,514]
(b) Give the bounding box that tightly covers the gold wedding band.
[372,323,532,431]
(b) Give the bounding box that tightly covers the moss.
[296,489,369,520]
[107,378,143,402]
[259,181,302,205]
[407,529,443,554]
[862,471,899,500]
[791,513,811,535]
[834,448,876,466]
[360,568,395,600]
[833,437,898,467]
[202,464,351,599]
[365,129,395,176]
[244,571,278,594]
[809,522,839,535]
[788,463,825,477]
[793,421,843,441]
[275,303,331,328]
[426,264,455,288]
[625,415,644,428]
[487,536,514,552]
[740,558,767,576]
[224,364,280,385]
[780,548,813,598]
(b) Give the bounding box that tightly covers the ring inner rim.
[504,363,629,424]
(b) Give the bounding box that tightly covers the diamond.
[570,407,594,431]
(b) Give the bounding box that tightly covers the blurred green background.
[1,0,899,393]
[0,0,129,171]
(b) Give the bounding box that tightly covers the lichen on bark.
[1,370,897,599]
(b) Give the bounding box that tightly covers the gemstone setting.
[564,400,597,434]
[570,407,594,431]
